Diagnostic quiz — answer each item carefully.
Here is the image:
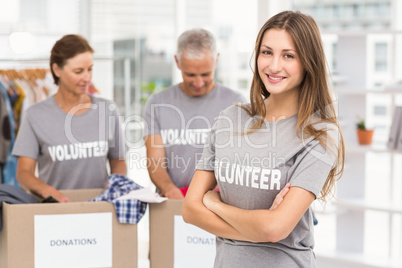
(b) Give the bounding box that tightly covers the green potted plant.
[356,119,374,145]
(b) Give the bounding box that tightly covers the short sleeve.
[288,127,340,198]
[195,118,218,171]
[143,94,160,137]
[12,112,40,159]
[107,102,126,160]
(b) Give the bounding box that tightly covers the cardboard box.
[0,188,137,268]
[149,200,216,268]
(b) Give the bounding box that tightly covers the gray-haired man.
[143,28,246,199]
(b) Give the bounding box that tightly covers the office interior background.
[1,0,402,267]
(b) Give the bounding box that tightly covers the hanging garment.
[89,174,147,224]
[11,80,26,134]
[0,69,54,185]
[0,79,19,187]
[0,90,11,164]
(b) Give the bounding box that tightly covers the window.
[375,42,388,72]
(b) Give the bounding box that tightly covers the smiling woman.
[11,34,127,203]
[257,29,305,120]
[52,50,94,114]
[182,11,345,268]
[53,51,93,94]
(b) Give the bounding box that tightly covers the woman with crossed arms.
[183,11,345,268]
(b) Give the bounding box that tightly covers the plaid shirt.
[89,174,147,224]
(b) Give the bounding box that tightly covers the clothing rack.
[0,67,56,186]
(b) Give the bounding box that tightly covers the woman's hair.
[176,28,217,65]
[243,10,344,201]
[50,34,94,85]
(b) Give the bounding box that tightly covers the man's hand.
[164,186,184,199]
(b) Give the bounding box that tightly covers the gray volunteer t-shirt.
[144,83,246,188]
[197,105,338,268]
[12,95,125,189]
